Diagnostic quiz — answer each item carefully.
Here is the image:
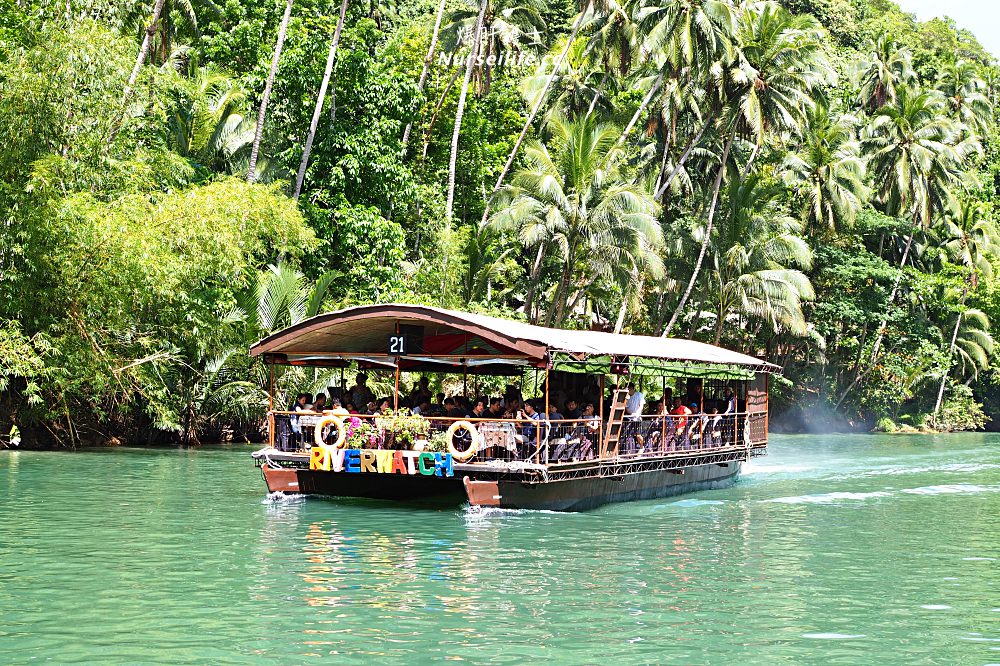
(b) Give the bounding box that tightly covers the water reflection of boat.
[250,305,777,511]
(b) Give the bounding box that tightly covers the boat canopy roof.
[250,304,781,378]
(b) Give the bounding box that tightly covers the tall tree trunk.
[653,136,671,195]
[478,4,591,226]
[110,0,167,145]
[713,296,728,344]
[401,0,447,152]
[547,264,573,327]
[834,223,918,410]
[524,242,546,323]
[248,0,295,184]
[586,72,607,117]
[293,0,349,199]
[421,67,462,161]
[445,0,488,221]
[654,115,711,200]
[662,129,734,337]
[615,73,663,149]
[613,274,642,334]
[932,286,968,427]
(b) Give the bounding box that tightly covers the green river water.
[1,433,998,664]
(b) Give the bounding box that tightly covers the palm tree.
[781,100,868,235]
[637,0,735,75]
[663,1,828,336]
[631,0,736,177]
[123,0,225,66]
[445,0,489,221]
[167,65,255,173]
[945,309,994,382]
[835,86,967,408]
[855,34,914,112]
[237,262,339,338]
[488,114,662,327]
[461,225,517,304]
[477,1,591,227]
[931,202,999,422]
[520,36,611,120]
[294,0,350,200]
[936,59,993,135]
[706,174,815,344]
[730,3,829,155]
[444,0,546,95]
[862,87,966,345]
[248,0,294,184]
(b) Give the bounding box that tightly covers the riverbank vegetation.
[2,0,999,445]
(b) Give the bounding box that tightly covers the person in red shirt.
[669,397,692,435]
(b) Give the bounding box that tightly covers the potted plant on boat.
[344,416,380,449]
[375,409,430,450]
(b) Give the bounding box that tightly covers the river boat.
[250,304,778,511]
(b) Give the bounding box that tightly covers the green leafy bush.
[873,417,898,433]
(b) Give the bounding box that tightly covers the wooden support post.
[394,360,400,411]
[268,362,275,448]
[765,374,769,446]
[598,374,605,459]
[268,362,274,412]
[394,322,401,411]
[660,376,667,453]
[544,367,550,418]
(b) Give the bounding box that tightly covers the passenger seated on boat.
[348,373,375,411]
[564,399,581,420]
[312,393,327,412]
[345,401,359,414]
[469,398,487,419]
[514,400,545,457]
[502,397,522,419]
[486,397,504,419]
[705,407,722,446]
[373,397,391,414]
[329,398,350,417]
[670,398,691,435]
[561,402,598,460]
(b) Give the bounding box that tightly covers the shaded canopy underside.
[250,304,781,378]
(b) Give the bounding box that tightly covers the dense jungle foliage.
[2,0,999,445]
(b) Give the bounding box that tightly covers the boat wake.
[262,491,306,505]
[463,505,576,520]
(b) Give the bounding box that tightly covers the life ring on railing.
[314,415,346,449]
[446,420,479,461]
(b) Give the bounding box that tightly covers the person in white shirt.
[625,382,644,419]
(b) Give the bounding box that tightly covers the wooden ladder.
[601,388,629,458]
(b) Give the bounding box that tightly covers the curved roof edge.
[249,303,782,373]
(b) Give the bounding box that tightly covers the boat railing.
[266,410,766,464]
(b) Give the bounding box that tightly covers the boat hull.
[261,460,740,511]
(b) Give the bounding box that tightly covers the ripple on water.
[900,484,1000,495]
[763,491,891,504]
[802,633,867,640]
